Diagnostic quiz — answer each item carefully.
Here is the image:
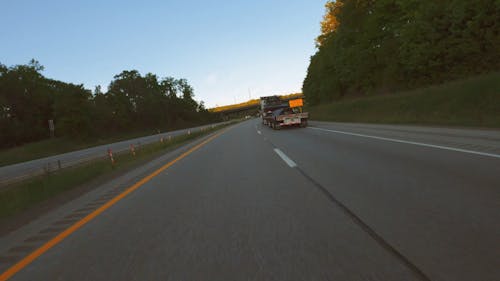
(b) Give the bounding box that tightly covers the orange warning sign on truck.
[288,98,303,108]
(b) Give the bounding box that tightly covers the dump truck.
[260,96,308,129]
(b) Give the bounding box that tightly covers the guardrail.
[1,140,143,186]
[0,122,230,188]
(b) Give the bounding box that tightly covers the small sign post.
[48,119,55,138]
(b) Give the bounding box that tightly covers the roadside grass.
[0,138,89,167]
[0,122,216,167]
[0,123,231,219]
[306,72,500,128]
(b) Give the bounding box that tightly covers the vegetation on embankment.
[0,123,231,220]
[306,72,500,128]
[304,1,500,105]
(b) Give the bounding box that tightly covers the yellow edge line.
[0,129,227,281]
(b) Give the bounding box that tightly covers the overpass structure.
[212,94,305,119]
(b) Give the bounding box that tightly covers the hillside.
[307,72,500,128]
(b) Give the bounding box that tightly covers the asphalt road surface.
[1,119,499,281]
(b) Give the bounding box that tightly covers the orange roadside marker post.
[107,148,115,166]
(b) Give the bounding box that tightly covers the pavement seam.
[259,124,432,281]
[294,166,432,281]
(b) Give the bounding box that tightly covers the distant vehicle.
[260,96,308,129]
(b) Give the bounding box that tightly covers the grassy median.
[0,123,231,219]
[0,123,218,167]
[306,72,500,128]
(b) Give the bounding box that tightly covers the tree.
[1,61,220,148]
[52,81,92,138]
[316,0,343,46]
[303,0,500,105]
[0,60,53,145]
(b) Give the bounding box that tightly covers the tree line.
[0,60,218,148]
[303,0,500,105]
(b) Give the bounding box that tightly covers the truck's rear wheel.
[300,119,308,128]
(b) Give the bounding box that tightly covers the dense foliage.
[0,60,217,147]
[304,0,500,105]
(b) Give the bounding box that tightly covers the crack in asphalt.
[259,123,432,281]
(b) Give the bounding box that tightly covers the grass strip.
[306,72,500,128]
[0,123,232,219]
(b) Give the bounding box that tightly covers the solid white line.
[274,149,297,167]
[257,130,262,135]
[309,127,500,159]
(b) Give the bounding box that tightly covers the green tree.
[303,0,500,105]
[52,81,93,138]
[1,61,220,148]
[0,60,52,145]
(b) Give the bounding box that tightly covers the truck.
[260,95,308,130]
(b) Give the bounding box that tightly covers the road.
[1,119,499,281]
[0,122,228,186]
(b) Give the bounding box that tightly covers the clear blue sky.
[1,0,325,107]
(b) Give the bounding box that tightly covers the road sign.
[289,98,303,108]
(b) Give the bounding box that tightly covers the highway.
[0,122,228,186]
[0,119,499,281]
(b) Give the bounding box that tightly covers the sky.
[1,0,325,108]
